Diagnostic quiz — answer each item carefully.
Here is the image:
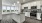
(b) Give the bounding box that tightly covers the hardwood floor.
[23,17,42,23]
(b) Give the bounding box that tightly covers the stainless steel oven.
[30,6,37,17]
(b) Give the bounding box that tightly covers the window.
[24,7,28,9]
[2,6,6,10]
[11,6,14,10]
[3,10,6,12]
[11,10,14,12]
[7,10,10,12]
[7,6,10,10]
[11,6,14,12]
[7,6,10,12]
[2,6,6,12]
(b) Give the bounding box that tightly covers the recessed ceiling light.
[17,1,19,3]
[23,0,25,2]
[14,3,15,5]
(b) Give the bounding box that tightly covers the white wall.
[0,13,2,20]
[0,0,2,20]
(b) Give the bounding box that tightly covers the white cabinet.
[25,12,30,17]
[37,13,41,20]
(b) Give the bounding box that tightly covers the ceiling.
[2,0,42,5]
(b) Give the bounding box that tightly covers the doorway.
[30,6,37,19]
